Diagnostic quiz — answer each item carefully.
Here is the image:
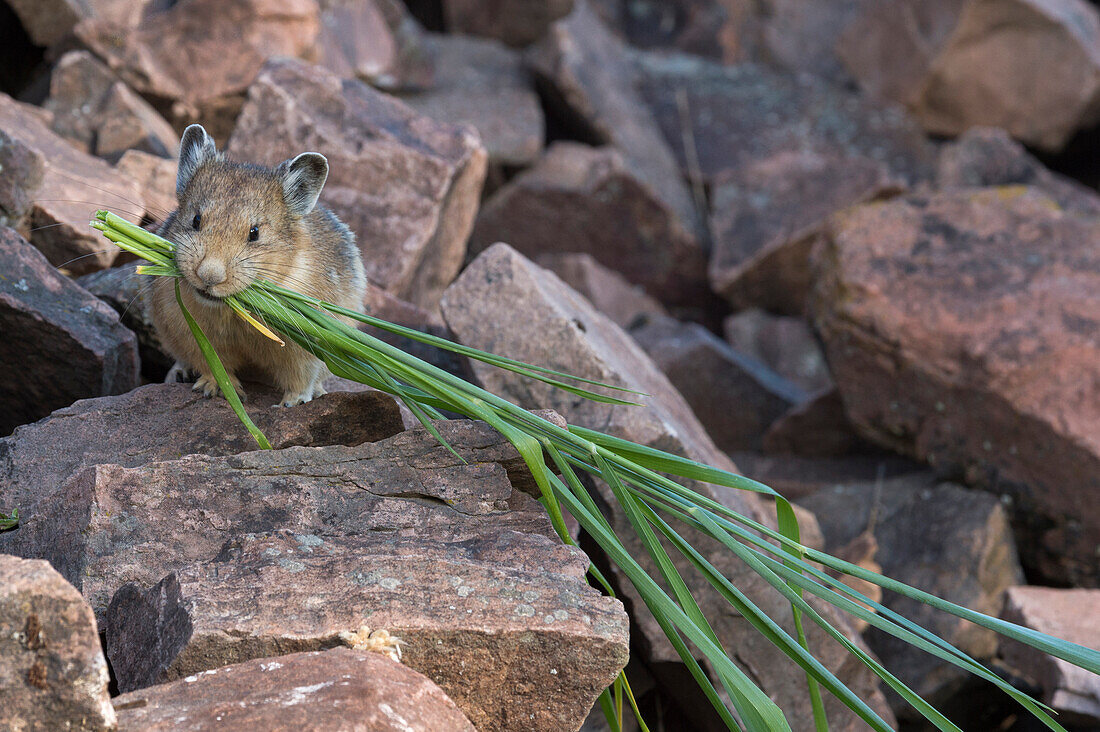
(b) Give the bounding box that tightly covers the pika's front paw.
[279,389,312,407]
[193,373,245,400]
[165,361,193,384]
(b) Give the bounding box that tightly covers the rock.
[723,309,833,394]
[316,0,397,82]
[913,0,1100,151]
[528,3,705,240]
[0,555,115,732]
[107,531,628,732]
[45,51,177,163]
[538,252,667,330]
[443,0,574,46]
[75,0,321,139]
[5,414,546,620]
[936,127,1100,216]
[730,451,925,501]
[228,57,487,310]
[360,281,472,380]
[763,390,866,458]
[112,647,475,731]
[1000,587,1100,726]
[470,143,707,307]
[396,33,543,167]
[0,382,404,539]
[5,0,152,47]
[112,150,178,227]
[708,149,905,313]
[800,476,1023,709]
[76,262,171,379]
[758,0,864,85]
[631,313,806,452]
[812,187,1100,586]
[591,0,761,62]
[441,244,893,730]
[0,92,145,274]
[0,228,139,437]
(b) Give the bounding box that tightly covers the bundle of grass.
[94,210,1097,732]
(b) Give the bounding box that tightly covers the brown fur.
[148,139,366,406]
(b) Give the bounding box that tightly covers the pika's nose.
[195,259,227,286]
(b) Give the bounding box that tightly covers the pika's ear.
[276,152,329,217]
[176,124,217,197]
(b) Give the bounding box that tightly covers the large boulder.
[0,555,115,732]
[538,252,667,330]
[812,187,1100,586]
[0,228,139,437]
[5,0,152,46]
[113,647,476,731]
[315,0,397,83]
[441,244,893,730]
[228,57,487,310]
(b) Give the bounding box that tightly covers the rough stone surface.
[45,51,177,163]
[112,150,178,228]
[592,0,760,62]
[528,3,704,240]
[801,476,1023,708]
[0,555,115,732]
[316,0,397,83]
[730,452,925,502]
[470,143,707,306]
[709,149,904,313]
[1001,587,1100,725]
[107,531,628,732]
[763,390,866,458]
[812,187,1100,586]
[0,227,139,437]
[444,0,574,46]
[5,0,152,46]
[723,309,833,394]
[0,93,145,274]
[5,415,548,621]
[75,0,321,138]
[759,0,864,85]
[441,244,893,730]
[631,313,806,452]
[228,57,487,310]
[113,647,476,731]
[77,262,172,379]
[397,33,543,167]
[538,252,667,330]
[913,0,1100,151]
[0,382,403,547]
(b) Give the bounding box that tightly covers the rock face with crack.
[812,187,1100,586]
[112,647,477,732]
[107,531,628,732]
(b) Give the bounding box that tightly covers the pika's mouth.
[190,285,225,304]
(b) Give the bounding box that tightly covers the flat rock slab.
[228,57,487,310]
[1000,586,1100,725]
[113,647,475,732]
[0,227,139,437]
[0,555,115,732]
[108,531,628,732]
[6,416,551,622]
[812,187,1100,586]
[0,382,403,540]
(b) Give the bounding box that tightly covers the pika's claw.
[279,390,312,407]
[193,373,244,400]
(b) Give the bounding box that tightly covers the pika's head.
[166,124,329,304]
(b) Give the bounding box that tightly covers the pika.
[149,124,367,406]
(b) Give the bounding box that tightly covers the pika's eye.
[248,225,259,242]
[191,213,201,230]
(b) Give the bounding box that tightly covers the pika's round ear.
[276,152,329,217]
[177,124,217,198]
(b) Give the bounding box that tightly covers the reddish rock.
[6,416,548,620]
[538,252,667,330]
[397,33,543,167]
[107,531,628,732]
[759,0,864,85]
[631,313,806,452]
[730,452,925,501]
[471,143,707,307]
[0,228,139,437]
[316,0,397,82]
[936,127,1100,215]
[441,244,893,731]
[5,0,152,46]
[591,0,761,62]
[76,262,171,378]
[812,188,1100,586]
[0,555,115,732]
[913,0,1100,151]
[763,390,866,458]
[723,309,833,394]
[112,150,177,227]
[1001,587,1100,725]
[113,647,475,732]
[801,476,1023,709]
[443,0,573,46]
[228,57,487,310]
[709,150,904,313]
[528,3,705,240]
[45,51,177,163]
[0,93,145,273]
[76,0,321,139]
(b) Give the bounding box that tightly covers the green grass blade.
[0,508,18,532]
